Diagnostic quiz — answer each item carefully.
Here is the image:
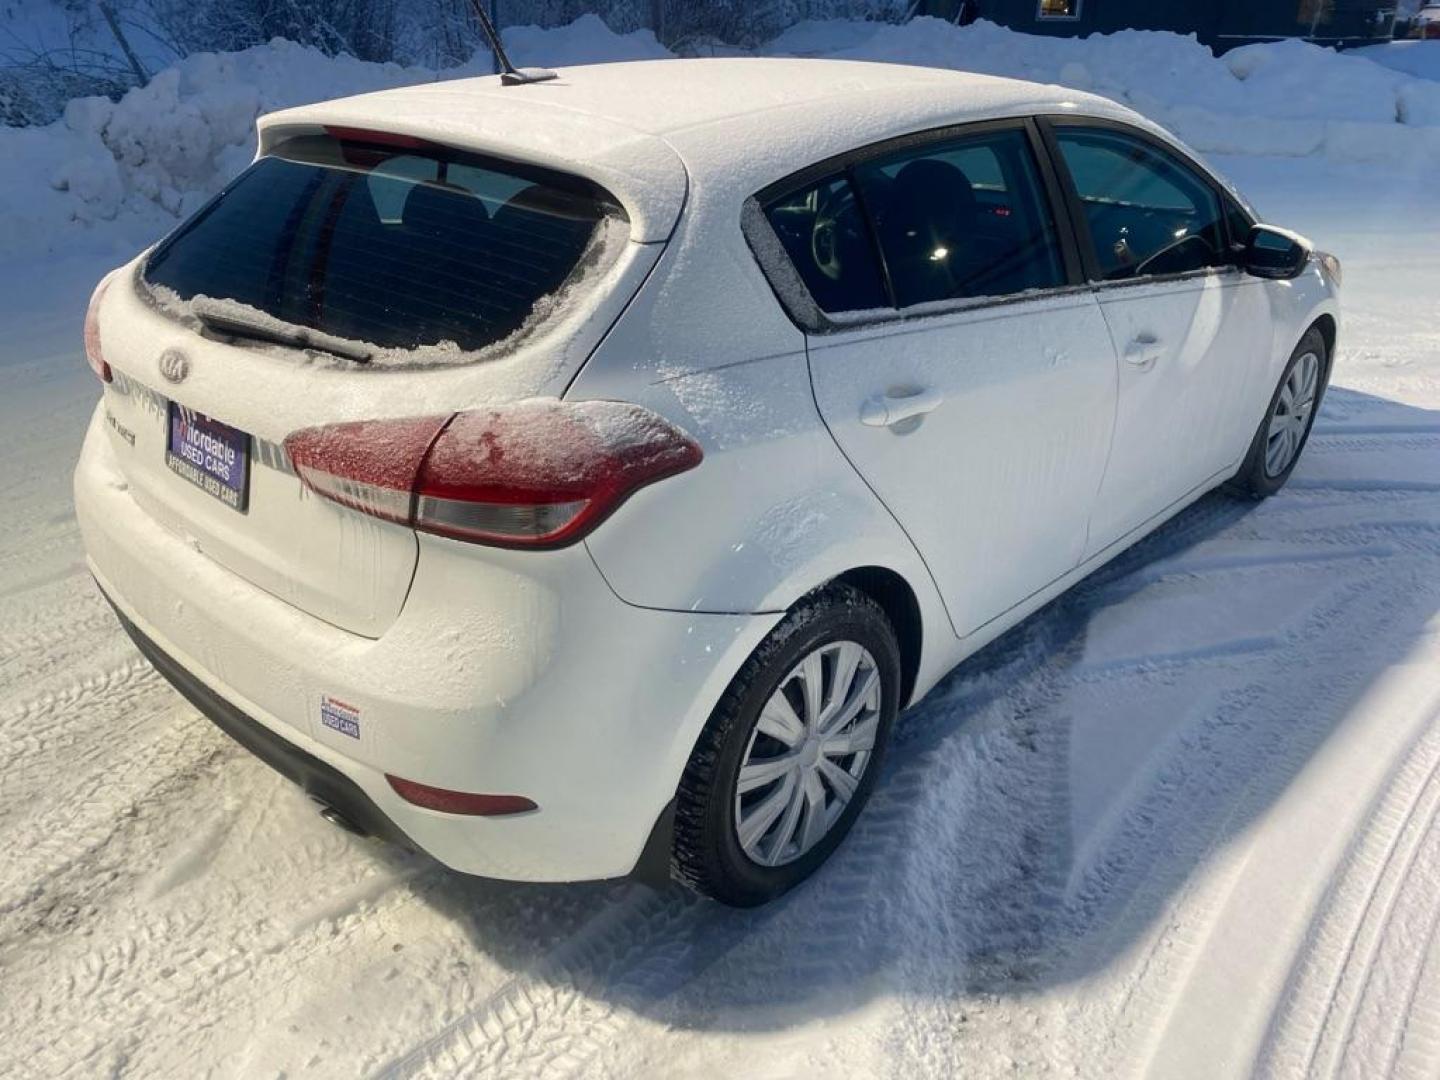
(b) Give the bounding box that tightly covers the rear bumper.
[75,403,778,881]
[101,586,414,851]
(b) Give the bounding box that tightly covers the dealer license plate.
[165,402,250,512]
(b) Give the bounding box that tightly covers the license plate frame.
[165,401,251,513]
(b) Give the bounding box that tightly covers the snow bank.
[0,16,664,259]
[774,18,1440,162]
[3,14,1438,259]
[502,13,669,67]
[1351,40,1440,81]
[0,40,429,257]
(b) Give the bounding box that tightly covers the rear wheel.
[1229,326,1327,498]
[672,584,901,907]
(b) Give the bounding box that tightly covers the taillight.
[285,416,449,524]
[284,399,702,549]
[84,277,112,383]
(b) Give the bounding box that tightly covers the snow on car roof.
[258,58,1140,242]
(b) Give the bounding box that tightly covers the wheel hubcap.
[734,640,881,868]
[1265,351,1320,478]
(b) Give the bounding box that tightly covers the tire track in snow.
[1073,562,1432,1077]
[0,592,133,695]
[0,659,165,820]
[0,751,439,1080]
[0,606,124,680]
[1256,701,1440,1079]
[1389,915,1440,1080]
[0,546,84,600]
[0,707,229,943]
[867,452,1440,1076]
[377,886,705,1080]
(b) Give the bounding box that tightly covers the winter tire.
[671,583,901,907]
[1229,325,1328,499]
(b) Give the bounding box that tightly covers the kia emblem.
[158,349,190,384]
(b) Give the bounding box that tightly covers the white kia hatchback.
[75,59,1340,906]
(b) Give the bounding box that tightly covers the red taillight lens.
[285,415,450,524]
[84,277,113,383]
[386,775,537,816]
[414,400,703,546]
[284,400,702,549]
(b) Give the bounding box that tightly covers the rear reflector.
[385,775,537,816]
[284,399,702,549]
[84,277,112,383]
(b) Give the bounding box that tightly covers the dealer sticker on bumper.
[320,696,361,739]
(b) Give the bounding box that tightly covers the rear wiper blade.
[194,308,373,364]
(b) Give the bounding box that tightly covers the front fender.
[1265,257,1342,387]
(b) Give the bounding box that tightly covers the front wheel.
[1229,326,1327,499]
[671,584,901,907]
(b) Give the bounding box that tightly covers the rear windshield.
[142,134,628,363]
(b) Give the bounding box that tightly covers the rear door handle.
[860,387,944,428]
[1124,335,1165,370]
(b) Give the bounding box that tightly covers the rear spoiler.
[256,91,687,243]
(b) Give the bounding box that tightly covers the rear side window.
[143,135,627,360]
[1053,127,1226,281]
[852,128,1067,308]
[762,174,888,315]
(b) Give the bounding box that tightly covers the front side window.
[1053,127,1227,282]
[851,128,1067,308]
[762,174,888,315]
[1038,0,1081,17]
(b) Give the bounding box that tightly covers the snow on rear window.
[141,134,628,365]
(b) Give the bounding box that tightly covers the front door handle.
[860,387,944,428]
[1124,335,1165,370]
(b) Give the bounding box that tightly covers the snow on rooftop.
[323,57,1087,134]
[260,58,1128,238]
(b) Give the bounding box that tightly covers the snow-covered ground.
[3,18,1440,1080]
[2,159,1437,1080]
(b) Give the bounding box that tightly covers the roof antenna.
[466,0,558,85]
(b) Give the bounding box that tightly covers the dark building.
[924,0,1399,50]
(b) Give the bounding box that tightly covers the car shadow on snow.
[387,386,1440,1046]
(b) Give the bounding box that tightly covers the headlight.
[1318,251,1343,287]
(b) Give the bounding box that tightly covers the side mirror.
[1240,224,1312,280]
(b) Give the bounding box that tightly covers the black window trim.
[742,116,1090,335]
[1034,114,1257,293]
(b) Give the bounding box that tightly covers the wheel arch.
[1311,313,1337,377]
[830,565,923,709]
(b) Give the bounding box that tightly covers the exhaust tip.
[312,798,369,837]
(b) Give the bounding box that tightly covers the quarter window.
[1223,194,1254,253]
[1053,127,1227,281]
[762,174,888,315]
[851,128,1067,308]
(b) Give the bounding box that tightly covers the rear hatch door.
[94,125,669,636]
